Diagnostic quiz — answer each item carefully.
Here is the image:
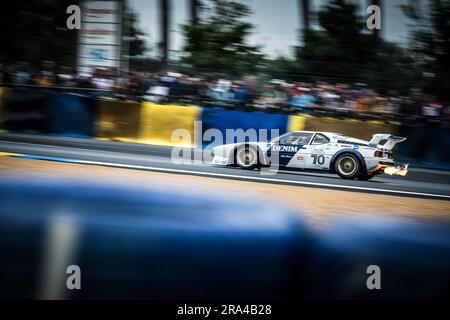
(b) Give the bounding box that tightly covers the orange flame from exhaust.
[384,164,409,176]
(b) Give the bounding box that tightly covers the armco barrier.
[1,179,449,299]
[95,99,141,141]
[139,102,200,147]
[0,179,309,299]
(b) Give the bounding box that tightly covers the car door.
[270,132,314,167]
[303,133,332,170]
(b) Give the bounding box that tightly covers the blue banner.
[47,92,97,137]
[201,107,288,147]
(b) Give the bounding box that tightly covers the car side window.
[279,133,313,145]
[311,133,330,145]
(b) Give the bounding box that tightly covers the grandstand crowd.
[1,61,448,121]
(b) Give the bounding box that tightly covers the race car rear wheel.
[358,174,375,181]
[335,154,360,179]
[235,145,259,170]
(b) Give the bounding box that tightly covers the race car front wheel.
[335,154,361,179]
[235,146,259,170]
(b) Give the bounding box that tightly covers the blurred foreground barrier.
[0,179,309,299]
[308,218,450,299]
[1,179,449,299]
[1,88,96,137]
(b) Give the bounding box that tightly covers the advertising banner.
[77,1,122,75]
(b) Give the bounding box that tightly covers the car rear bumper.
[369,161,409,176]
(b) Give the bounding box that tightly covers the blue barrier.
[2,88,97,138]
[308,217,450,299]
[201,107,288,147]
[0,179,309,299]
[1,87,448,170]
[2,87,53,132]
[396,123,450,169]
[1,178,450,299]
[47,92,97,138]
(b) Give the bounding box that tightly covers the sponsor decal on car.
[272,145,299,152]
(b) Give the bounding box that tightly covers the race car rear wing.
[369,134,406,149]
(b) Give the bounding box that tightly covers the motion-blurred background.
[1,0,449,166]
[0,0,449,300]
[1,0,449,114]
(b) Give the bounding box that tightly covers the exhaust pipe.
[384,164,409,176]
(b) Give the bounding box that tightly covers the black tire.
[335,153,361,179]
[235,145,259,170]
[358,174,375,181]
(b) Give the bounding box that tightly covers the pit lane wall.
[0,87,448,169]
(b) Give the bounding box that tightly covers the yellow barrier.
[95,99,142,141]
[139,102,200,147]
[304,117,396,140]
[287,115,306,131]
[0,87,9,131]
[83,98,398,148]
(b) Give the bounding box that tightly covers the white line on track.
[30,156,450,200]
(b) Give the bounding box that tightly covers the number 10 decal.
[311,154,325,165]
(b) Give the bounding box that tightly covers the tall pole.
[160,0,170,70]
[121,0,130,74]
[299,0,310,36]
[190,0,199,25]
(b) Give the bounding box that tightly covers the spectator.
[0,60,448,123]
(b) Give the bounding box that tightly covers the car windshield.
[276,132,314,145]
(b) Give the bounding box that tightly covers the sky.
[128,0,416,59]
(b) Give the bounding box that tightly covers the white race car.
[211,131,408,180]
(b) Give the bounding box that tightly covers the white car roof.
[288,131,367,143]
[290,131,341,136]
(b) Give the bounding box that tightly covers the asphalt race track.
[0,133,449,200]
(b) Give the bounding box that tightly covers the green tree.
[124,10,148,58]
[179,0,263,78]
[0,0,148,70]
[0,0,79,66]
[291,0,418,94]
[402,0,450,102]
[296,0,376,82]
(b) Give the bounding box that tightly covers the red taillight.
[374,151,383,157]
